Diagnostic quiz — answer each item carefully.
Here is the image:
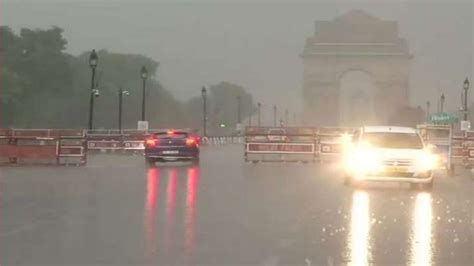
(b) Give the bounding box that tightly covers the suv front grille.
[382,159,414,167]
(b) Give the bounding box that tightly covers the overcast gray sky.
[2,0,472,115]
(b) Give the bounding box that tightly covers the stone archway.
[301,10,412,126]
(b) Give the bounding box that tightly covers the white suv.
[344,126,436,190]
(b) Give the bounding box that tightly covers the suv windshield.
[362,132,423,149]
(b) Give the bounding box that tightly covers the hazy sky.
[2,0,472,116]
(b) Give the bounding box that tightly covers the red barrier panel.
[0,129,86,166]
[244,127,317,163]
[318,127,354,162]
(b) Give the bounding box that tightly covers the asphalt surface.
[0,145,472,265]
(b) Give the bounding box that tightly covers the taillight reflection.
[144,168,160,264]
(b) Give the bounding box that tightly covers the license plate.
[163,150,179,154]
[385,166,408,172]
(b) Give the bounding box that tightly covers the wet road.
[0,145,472,265]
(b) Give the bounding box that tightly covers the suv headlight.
[416,151,437,172]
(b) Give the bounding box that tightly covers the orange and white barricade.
[0,129,86,165]
[87,130,123,152]
[463,131,474,167]
[317,127,354,163]
[244,127,317,163]
[451,135,465,165]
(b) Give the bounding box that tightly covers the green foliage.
[1,26,73,127]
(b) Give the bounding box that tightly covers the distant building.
[301,10,413,126]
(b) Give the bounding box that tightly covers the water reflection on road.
[347,190,372,266]
[410,192,433,266]
[346,189,434,265]
[143,164,200,265]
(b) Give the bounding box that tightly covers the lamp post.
[463,78,470,121]
[88,49,98,130]
[248,109,252,127]
[201,87,207,137]
[285,108,289,127]
[237,96,241,124]
[118,88,130,131]
[273,105,277,127]
[257,102,262,126]
[140,66,148,121]
[440,93,445,113]
[426,101,431,121]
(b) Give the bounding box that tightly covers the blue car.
[144,130,200,166]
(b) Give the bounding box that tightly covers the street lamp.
[118,88,130,131]
[237,96,242,136]
[285,108,289,127]
[257,102,262,126]
[140,66,148,121]
[464,78,470,121]
[237,96,242,124]
[273,105,277,127]
[426,100,431,120]
[440,94,445,113]
[88,49,98,130]
[201,87,207,137]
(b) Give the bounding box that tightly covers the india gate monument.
[301,10,413,127]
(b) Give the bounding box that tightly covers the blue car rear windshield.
[154,132,188,139]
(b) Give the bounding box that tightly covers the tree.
[1,26,73,127]
[184,81,256,135]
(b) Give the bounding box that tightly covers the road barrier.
[86,130,242,152]
[318,127,354,162]
[0,129,86,166]
[201,136,243,145]
[244,127,317,163]
[87,129,148,153]
[451,135,465,164]
[463,131,474,168]
[0,128,251,166]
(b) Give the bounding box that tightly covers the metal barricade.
[87,130,122,152]
[463,131,474,168]
[451,135,465,165]
[86,129,152,153]
[244,127,317,163]
[317,127,354,163]
[418,124,454,175]
[0,129,86,165]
